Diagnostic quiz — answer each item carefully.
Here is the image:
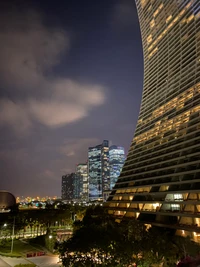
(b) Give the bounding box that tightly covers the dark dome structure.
[0,191,16,211]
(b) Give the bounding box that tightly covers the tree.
[58,206,200,267]
[58,206,149,267]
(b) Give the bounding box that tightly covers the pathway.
[0,256,30,267]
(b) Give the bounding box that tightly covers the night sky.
[0,0,143,197]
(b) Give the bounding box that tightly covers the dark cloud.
[0,8,107,134]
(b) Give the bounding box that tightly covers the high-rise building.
[75,163,88,201]
[101,140,110,192]
[61,173,75,200]
[88,140,109,201]
[109,146,125,190]
[107,0,200,238]
[88,144,102,201]
[73,173,81,200]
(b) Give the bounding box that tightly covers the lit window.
[147,34,152,44]
[141,0,147,8]
[174,194,183,200]
[171,204,180,210]
[187,14,194,23]
[153,3,164,17]
[150,19,155,28]
[166,15,172,23]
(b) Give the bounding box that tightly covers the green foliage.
[0,239,44,258]
[58,206,200,267]
[0,203,87,240]
[59,206,148,267]
[29,235,46,247]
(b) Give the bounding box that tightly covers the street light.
[1,223,7,237]
[49,235,52,239]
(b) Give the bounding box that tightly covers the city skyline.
[60,140,125,201]
[0,0,143,196]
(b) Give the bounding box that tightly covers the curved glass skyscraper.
[107,0,200,238]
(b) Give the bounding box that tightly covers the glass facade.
[73,173,81,200]
[88,144,102,201]
[102,140,110,192]
[109,146,125,190]
[88,140,109,201]
[107,0,200,237]
[75,163,88,201]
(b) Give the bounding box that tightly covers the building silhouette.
[107,0,200,239]
[73,172,81,200]
[61,173,75,200]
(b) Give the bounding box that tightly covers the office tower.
[107,0,200,238]
[109,146,125,190]
[101,140,110,192]
[73,173,81,200]
[88,144,102,201]
[88,140,109,201]
[61,173,75,200]
[75,163,88,201]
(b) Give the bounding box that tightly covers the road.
[0,257,10,267]
[0,256,30,267]
[0,255,60,267]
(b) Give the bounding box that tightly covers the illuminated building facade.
[107,0,200,238]
[75,163,88,201]
[61,173,75,200]
[88,140,109,201]
[88,144,102,201]
[73,173,81,200]
[109,146,125,190]
[102,140,110,192]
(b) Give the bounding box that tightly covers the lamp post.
[0,223,7,237]
[11,216,15,254]
[48,235,53,251]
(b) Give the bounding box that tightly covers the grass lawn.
[0,239,43,257]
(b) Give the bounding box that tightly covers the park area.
[0,239,45,257]
[0,239,60,267]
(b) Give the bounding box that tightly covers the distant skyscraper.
[73,173,81,200]
[61,173,74,200]
[88,144,102,201]
[75,163,88,201]
[109,146,125,190]
[88,140,109,201]
[107,0,200,238]
[101,140,110,192]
